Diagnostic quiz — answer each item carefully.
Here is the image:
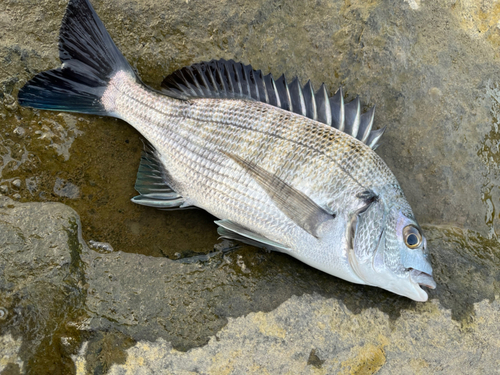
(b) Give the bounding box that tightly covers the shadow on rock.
[424,225,500,326]
[83,219,500,352]
[2,198,500,374]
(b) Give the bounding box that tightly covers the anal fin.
[215,219,290,252]
[132,142,193,210]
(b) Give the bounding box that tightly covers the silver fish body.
[18,0,436,301]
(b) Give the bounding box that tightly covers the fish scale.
[115,69,405,266]
[110,72,392,218]
[18,0,436,301]
[104,73,392,255]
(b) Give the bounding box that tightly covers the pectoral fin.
[223,152,334,237]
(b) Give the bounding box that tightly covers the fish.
[17,0,436,301]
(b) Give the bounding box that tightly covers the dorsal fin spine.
[352,97,361,138]
[255,70,265,103]
[195,65,211,96]
[239,64,247,95]
[191,67,205,95]
[242,65,249,96]
[181,68,197,96]
[289,78,305,116]
[258,70,268,103]
[206,66,219,95]
[183,69,199,96]
[276,75,292,111]
[223,62,234,93]
[236,64,244,95]
[271,76,280,107]
[330,88,345,132]
[304,81,317,120]
[263,74,272,105]
[234,64,244,95]
[215,65,226,93]
[358,105,375,143]
[297,80,306,116]
[285,76,293,112]
[244,65,253,97]
[260,72,269,103]
[318,84,331,125]
[366,126,386,149]
[339,89,345,132]
[249,67,258,99]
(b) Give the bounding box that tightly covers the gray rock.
[25,177,38,195]
[53,177,80,199]
[2,0,500,373]
[80,220,500,373]
[0,196,86,375]
[0,334,24,374]
[1,197,500,374]
[101,294,500,375]
[2,0,500,254]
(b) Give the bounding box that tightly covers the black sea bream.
[18,0,436,301]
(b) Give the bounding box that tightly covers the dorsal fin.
[161,59,386,149]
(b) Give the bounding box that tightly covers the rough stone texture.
[91,294,500,374]
[0,198,499,374]
[2,0,500,252]
[0,334,23,374]
[2,0,500,373]
[0,196,86,375]
[104,295,500,375]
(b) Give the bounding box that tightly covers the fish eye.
[403,225,422,249]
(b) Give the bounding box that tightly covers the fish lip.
[409,268,437,290]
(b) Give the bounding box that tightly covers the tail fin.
[18,0,134,115]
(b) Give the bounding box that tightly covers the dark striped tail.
[18,0,134,116]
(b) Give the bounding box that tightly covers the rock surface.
[0,196,86,375]
[2,0,500,373]
[1,197,499,374]
[102,295,500,375]
[0,334,23,374]
[2,0,500,251]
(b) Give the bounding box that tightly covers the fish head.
[351,197,436,302]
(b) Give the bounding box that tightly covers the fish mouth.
[409,268,436,290]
